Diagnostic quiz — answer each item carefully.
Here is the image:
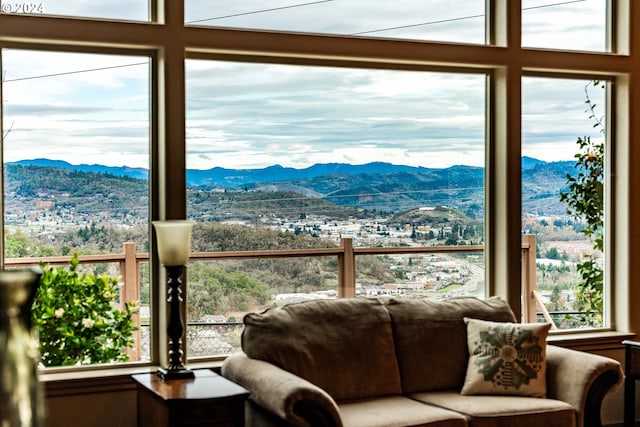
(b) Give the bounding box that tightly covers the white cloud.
[522,77,606,162]
[522,0,605,51]
[186,0,485,43]
[2,50,150,167]
[184,59,486,169]
[1,0,608,170]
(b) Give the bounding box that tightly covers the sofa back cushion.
[242,297,403,401]
[384,296,516,394]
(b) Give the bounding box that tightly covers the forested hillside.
[8,157,576,218]
[5,164,148,227]
[187,188,363,221]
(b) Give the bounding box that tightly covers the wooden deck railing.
[6,235,548,360]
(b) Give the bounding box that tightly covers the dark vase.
[0,268,44,427]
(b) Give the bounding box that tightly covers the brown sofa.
[222,296,623,427]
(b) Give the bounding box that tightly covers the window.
[185,61,486,356]
[185,0,486,44]
[0,0,634,372]
[522,0,607,52]
[1,49,151,365]
[522,76,608,330]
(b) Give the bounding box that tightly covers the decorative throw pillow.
[461,317,551,397]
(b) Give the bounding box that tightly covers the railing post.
[121,242,141,361]
[338,238,356,298]
[522,234,537,323]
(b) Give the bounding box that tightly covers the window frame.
[0,0,636,375]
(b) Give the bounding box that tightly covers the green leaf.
[32,252,138,367]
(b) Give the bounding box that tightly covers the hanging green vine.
[559,81,604,327]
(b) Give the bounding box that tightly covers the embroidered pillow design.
[461,317,551,397]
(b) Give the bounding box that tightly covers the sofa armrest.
[222,352,343,427]
[545,345,623,427]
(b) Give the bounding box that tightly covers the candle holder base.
[157,366,195,381]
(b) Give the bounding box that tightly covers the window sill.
[547,330,635,352]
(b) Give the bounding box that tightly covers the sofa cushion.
[338,396,467,427]
[383,297,516,393]
[410,391,576,427]
[241,297,403,401]
[461,318,551,397]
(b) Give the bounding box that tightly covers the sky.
[0,0,607,170]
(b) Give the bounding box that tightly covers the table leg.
[625,375,635,426]
[625,342,637,427]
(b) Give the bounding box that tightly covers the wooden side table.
[132,369,249,427]
[623,340,640,427]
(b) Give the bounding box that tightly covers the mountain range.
[8,157,577,217]
[9,158,455,186]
